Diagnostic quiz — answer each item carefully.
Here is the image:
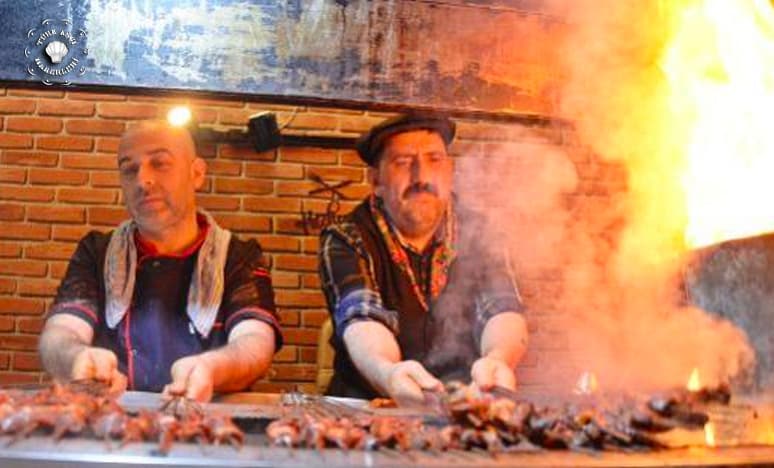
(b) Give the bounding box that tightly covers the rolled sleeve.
[319,231,399,341]
[221,241,283,351]
[473,246,525,342]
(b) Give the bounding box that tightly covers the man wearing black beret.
[318,113,528,405]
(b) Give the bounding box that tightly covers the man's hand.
[71,346,127,395]
[163,355,215,402]
[382,360,443,407]
[471,355,516,391]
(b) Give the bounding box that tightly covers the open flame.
[704,422,716,447]
[661,0,774,248]
[574,371,599,395]
[686,367,702,392]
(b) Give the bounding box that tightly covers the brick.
[0,99,35,114]
[37,136,93,151]
[0,297,45,315]
[12,353,41,371]
[339,150,366,167]
[271,272,299,288]
[0,318,13,333]
[1,151,58,166]
[58,187,117,204]
[88,206,129,226]
[29,168,89,186]
[25,242,76,261]
[246,102,303,112]
[59,154,116,171]
[245,162,303,179]
[17,317,44,334]
[271,364,317,381]
[196,194,240,212]
[99,103,158,119]
[0,185,54,202]
[244,197,301,214]
[65,119,125,136]
[249,381,296,393]
[218,109,254,126]
[17,279,59,297]
[306,166,364,182]
[339,115,382,133]
[276,181,325,198]
[214,214,271,233]
[90,171,120,187]
[281,329,320,346]
[49,261,68,279]
[302,274,321,289]
[0,259,47,277]
[27,205,85,223]
[302,237,319,254]
[0,204,24,221]
[219,145,277,161]
[0,372,41,385]
[275,254,317,272]
[0,222,49,241]
[96,137,120,153]
[205,160,241,176]
[6,116,63,133]
[256,235,300,253]
[273,346,297,363]
[302,309,328,327]
[279,147,337,164]
[275,216,306,235]
[0,167,26,184]
[299,347,317,363]
[52,225,93,241]
[285,113,338,131]
[277,309,300,326]
[8,89,64,98]
[275,290,326,308]
[0,134,33,149]
[38,100,95,116]
[213,178,273,195]
[0,243,22,257]
[67,91,126,101]
[0,279,15,294]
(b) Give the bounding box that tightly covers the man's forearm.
[342,321,402,395]
[480,312,528,368]
[201,324,276,392]
[39,326,88,380]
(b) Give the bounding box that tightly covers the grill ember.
[267,381,731,453]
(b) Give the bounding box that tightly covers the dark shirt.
[48,222,281,392]
[319,198,524,397]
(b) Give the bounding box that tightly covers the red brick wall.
[0,85,625,394]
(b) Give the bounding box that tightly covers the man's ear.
[191,157,207,190]
[367,166,384,197]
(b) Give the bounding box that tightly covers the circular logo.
[25,19,88,86]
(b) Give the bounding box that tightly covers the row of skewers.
[0,381,243,454]
[266,381,731,453]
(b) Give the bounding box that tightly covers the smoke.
[448,0,755,396]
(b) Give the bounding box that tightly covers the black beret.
[355,113,456,167]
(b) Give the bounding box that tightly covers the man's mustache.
[403,182,438,199]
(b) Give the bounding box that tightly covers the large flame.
[661,0,774,248]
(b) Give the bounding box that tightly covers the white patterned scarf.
[103,210,232,338]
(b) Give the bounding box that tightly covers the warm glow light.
[574,371,599,395]
[687,367,702,391]
[704,422,716,447]
[662,0,774,248]
[167,106,192,127]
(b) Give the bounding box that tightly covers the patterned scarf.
[103,210,232,338]
[369,195,457,311]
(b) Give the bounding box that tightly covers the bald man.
[39,121,281,401]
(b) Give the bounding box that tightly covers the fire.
[686,367,701,392]
[704,422,716,447]
[574,371,599,395]
[661,0,774,248]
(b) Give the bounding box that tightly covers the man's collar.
[134,213,210,259]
